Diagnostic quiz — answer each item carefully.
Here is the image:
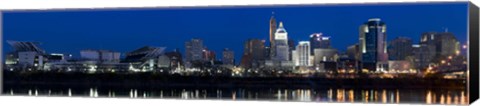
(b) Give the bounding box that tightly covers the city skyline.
[3,2,468,64]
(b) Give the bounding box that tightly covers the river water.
[2,86,468,105]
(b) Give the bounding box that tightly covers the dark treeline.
[3,71,466,90]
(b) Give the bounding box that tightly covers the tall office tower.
[309,33,332,55]
[269,12,277,59]
[310,33,322,55]
[244,39,266,61]
[185,38,205,62]
[241,39,266,68]
[359,18,388,72]
[222,48,235,65]
[387,37,413,60]
[274,22,290,61]
[293,41,312,66]
[202,48,216,61]
[420,32,461,59]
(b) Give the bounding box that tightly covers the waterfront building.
[412,44,436,70]
[313,48,338,72]
[313,48,338,63]
[388,37,413,60]
[346,44,360,60]
[5,41,46,71]
[222,48,235,66]
[165,49,184,69]
[359,18,388,72]
[124,46,166,72]
[292,41,312,66]
[420,32,461,59]
[185,38,205,63]
[388,60,412,72]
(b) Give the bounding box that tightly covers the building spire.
[279,21,284,28]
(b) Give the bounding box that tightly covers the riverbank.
[3,71,466,90]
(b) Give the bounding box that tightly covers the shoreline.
[3,72,466,90]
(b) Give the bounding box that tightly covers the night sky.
[2,2,468,63]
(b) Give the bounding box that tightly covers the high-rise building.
[269,12,277,59]
[309,33,332,55]
[185,38,205,62]
[412,44,435,70]
[222,48,235,65]
[359,18,388,72]
[420,32,460,59]
[292,41,312,66]
[241,39,266,68]
[244,39,266,60]
[202,48,216,61]
[274,22,290,61]
[387,37,413,60]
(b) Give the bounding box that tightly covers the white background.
[0,0,478,106]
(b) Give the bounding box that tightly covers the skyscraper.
[274,22,290,61]
[293,41,312,66]
[241,39,266,68]
[387,37,413,60]
[185,38,205,62]
[309,33,332,55]
[359,18,388,72]
[412,44,435,70]
[222,48,235,65]
[269,12,277,59]
[420,32,460,59]
[202,48,216,61]
[244,39,266,61]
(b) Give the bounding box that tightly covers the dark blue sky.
[2,2,468,63]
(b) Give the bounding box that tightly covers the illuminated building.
[359,18,388,72]
[292,41,312,66]
[274,22,290,61]
[222,48,235,66]
[185,38,205,62]
[310,33,332,55]
[420,32,461,59]
[5,40,47,71]
[124,46,166,72]
[412,44,436,70]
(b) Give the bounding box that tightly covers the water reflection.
[3,87,467,105]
